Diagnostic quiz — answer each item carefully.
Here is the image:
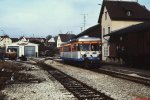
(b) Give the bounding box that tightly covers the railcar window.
[79,44,90,51]
[91,44,100,51]
[59,47,63,52]
[72,44,77,51]
[77,45,80,51]
[7,48,17,52]
[63,46,71,52]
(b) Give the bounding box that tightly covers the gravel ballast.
[1,61,76,100]
[45,60,150,100]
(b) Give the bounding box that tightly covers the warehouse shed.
[6,41,38,57]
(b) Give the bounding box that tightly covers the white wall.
[101,7,111,61]
[111,21,142,31]
[0,38,12,47]
[57,36,64,48]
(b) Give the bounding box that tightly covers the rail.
[37,62,114,100]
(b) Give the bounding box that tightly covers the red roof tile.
[59,34,76,42]
[98,1,150,23]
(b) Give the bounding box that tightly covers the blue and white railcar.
[60,36,102,67]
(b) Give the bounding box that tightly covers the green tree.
[46,35,52,40]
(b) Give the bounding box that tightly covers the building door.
[24,46,35,57]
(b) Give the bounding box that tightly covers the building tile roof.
[27,38,46,42]
[11,38,19,42]
[0,35,10,41]
[75,24,101,38]
[0,35,9,38]
[98,1,150,23]
[59,33,76,42]
[48,37,55,43]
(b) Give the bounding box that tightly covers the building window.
[108,27,110,34]
[105,12,107,20]
[120,36,123,41]
[103,28,105,35]
[104,46,109,56]
[127,11,131,16]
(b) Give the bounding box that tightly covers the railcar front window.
[91,44,100,51]
[79,44,90,51]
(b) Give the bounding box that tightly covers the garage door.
[24,46,35,57]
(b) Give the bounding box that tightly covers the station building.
[98,0,150,62]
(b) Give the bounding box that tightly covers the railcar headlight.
[83,54,87,58]
[93,52,96,54]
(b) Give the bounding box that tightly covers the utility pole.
[80,27,83,32]
[81,14,88,31]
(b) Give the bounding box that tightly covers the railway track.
[55,60,150,86]
[38,62,114,100]
[92,68,150,86]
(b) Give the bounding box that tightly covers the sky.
[0,0,149,38]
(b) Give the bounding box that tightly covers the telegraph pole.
[81,14,88,31]
[80,27,83,32]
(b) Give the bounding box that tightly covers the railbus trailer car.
[60,36,102,68]
[0,48,17,60]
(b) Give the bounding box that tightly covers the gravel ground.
[45,60,150,100]
[1,61,76,100]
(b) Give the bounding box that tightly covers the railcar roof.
[61,36,101,46]
[75,36,100,42]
